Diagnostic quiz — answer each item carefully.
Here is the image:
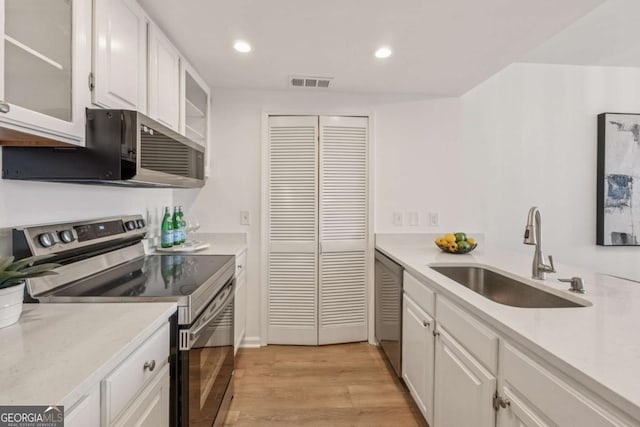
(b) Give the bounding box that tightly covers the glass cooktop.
[49,254,234,298]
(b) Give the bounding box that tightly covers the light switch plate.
[240,210,251,225]
[393,211,403,226]
[409,211,420,226]
[429,212,440,227]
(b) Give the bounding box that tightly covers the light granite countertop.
[0,302,176,407]
[376,233,640,421]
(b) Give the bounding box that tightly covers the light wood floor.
[223,343,428,427]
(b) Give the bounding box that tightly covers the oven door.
[179,278,234,427]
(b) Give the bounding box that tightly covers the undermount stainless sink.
[430,266,585,308]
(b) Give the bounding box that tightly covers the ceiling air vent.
[289,76,333,89]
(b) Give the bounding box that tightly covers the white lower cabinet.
[65,384,100,427]
[234,251,247,352]
[497,343,635,427]
[496,385,549,427]
[400,271,638,427]
[102,322,170,427]
[112,364,170,427]
[434,328,496,427]
[402,293,435,425]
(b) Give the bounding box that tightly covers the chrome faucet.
[523,207,556,280]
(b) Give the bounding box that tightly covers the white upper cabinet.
[1,0,206,146]
[181,60,209,147]
[0,0,90,146]
[92,0,147,112]
[147,23,180,131]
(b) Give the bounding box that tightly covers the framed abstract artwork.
[597,113,640,246]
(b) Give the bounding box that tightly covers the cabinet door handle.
[422,320,430,328]
[433,330,440,337]
[493,392,511,410]
[0,101,10,113]
[143,360,156,372]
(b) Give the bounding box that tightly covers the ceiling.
[522,0,640,68]
[138,0,604,96]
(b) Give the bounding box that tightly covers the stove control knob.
[58,229,75,244]
[136,219,145,229]
[38,232,56,248]
[125,220,137,231]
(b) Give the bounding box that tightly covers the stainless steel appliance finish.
[559,277,586,293]
[14,215,235,324]
[523,206,556,280]
[13,214,235,427]
[375,250,404,377]
[179,278,234,427]
[2,109,205,188]
[430,266,585,308]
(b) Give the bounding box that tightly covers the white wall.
[375,98,484,233]
[462,62,640,281]
[174,88,478,345]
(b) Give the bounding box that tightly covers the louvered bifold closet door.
[318,116,368,345]
[267,116,319,345]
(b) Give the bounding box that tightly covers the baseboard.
[240,336,261,348]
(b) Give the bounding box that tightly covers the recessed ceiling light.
[375,46,392,59]
[233,40,252,53]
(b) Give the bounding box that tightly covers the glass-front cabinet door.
[0,0,90,146]
[180,60,209,177]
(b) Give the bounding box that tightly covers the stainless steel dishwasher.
[375,250,404,377]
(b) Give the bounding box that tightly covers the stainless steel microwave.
[2,109,205,188]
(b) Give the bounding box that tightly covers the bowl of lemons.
[435,233,477,254]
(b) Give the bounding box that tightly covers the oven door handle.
[189,281,234,342]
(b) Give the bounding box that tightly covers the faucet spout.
[523,206,556,280]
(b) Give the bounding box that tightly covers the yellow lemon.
[448,242,458,252]
[435,237,445,246]
[467,238,476,246]
[444,233,456,244]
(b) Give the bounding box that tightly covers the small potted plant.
[0,256,61,328]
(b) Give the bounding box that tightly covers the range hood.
[1,109,206,188]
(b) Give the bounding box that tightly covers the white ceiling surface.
[522,0,640,68]
[139,0,604,96]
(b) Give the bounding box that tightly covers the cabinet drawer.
[436,297,498,374]
[403,272,435,317]
[502,343,633,427]
[235,251,247,277]
[102,322,170,424]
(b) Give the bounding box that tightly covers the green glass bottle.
[178,206,186,244]
[172,206,181,245]
[161,207,174,248]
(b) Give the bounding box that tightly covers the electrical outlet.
[393,211,403,226]
[429,212,440,227]
[409,211,420,226]
[240,210,251,225]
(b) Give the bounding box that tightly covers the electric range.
[13,214,235,427]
